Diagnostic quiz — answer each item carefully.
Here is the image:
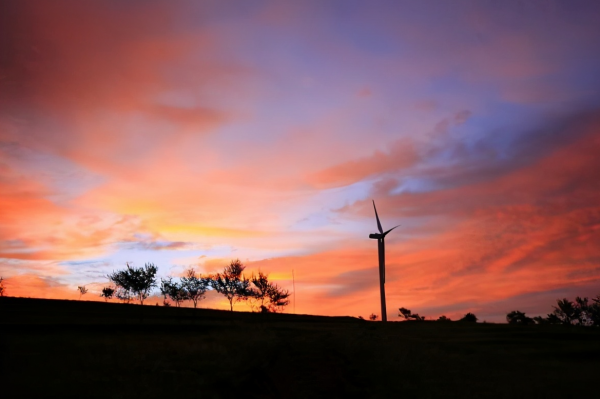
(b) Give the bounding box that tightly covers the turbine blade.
[373,200,383,234]
[382,225,400,237]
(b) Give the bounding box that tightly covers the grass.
[1,296,599,398]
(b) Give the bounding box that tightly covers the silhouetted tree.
[459,313,478,322]
[107,263,158,305]
[0,277,5,297]
[266,282,291,313]
[546,313,562,324]
[574,297,591,325]
[437,315,451,322]
[115,287,132,303]
[399,307,412,319]
[181,268,210,308]
[249,271,271,312]
[160,277,189,307]
[369,313,378,321]
[588,295,600,326]
[506,310,534,325]
[210,259,251,311]
[100,287,115,301]
[248,271,291,313]
[398,307,425,321]
[77,285,88,300]
[552,298,579,325]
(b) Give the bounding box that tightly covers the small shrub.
[100,287,115,301]
[506,310,534,325]
[459,312,478,322]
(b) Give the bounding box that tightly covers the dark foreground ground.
[1,297,599,398]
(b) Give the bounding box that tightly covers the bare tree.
[107,263,158,305]
[0,277,5,297]
[77,286,88,300]
[369,313,378,321]
[209,259,251,311]
[181,268,209,308]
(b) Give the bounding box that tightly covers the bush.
[506,310,534,325]
[100,287,115,301]
[398,307,425,321]
[459,313,478,322]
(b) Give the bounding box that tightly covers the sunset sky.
[2,0,600,322]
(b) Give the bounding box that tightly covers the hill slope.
[1,297,599,398]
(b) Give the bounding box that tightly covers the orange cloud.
[307,139,419,188]
[2,274,77,300]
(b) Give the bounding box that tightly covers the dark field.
[1,297,599,398]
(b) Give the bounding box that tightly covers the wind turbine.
[369,200,399,322]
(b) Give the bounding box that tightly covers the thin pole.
[292,269,296,314]
[379,238,387,322]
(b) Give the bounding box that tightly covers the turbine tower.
[369,200,399,322]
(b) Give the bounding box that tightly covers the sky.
[1,0,600,322]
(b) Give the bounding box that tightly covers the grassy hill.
[1,296,599,398]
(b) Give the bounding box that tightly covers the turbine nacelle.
[368,200,399,239]
[368,226,399,240]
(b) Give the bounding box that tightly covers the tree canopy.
[107,263,158,305]
[160,277,188,307]
[249,271,290,313]
[181,268,210,308]
[506,310,534,325]
[100,287,115,301]
[210,259,251,311]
